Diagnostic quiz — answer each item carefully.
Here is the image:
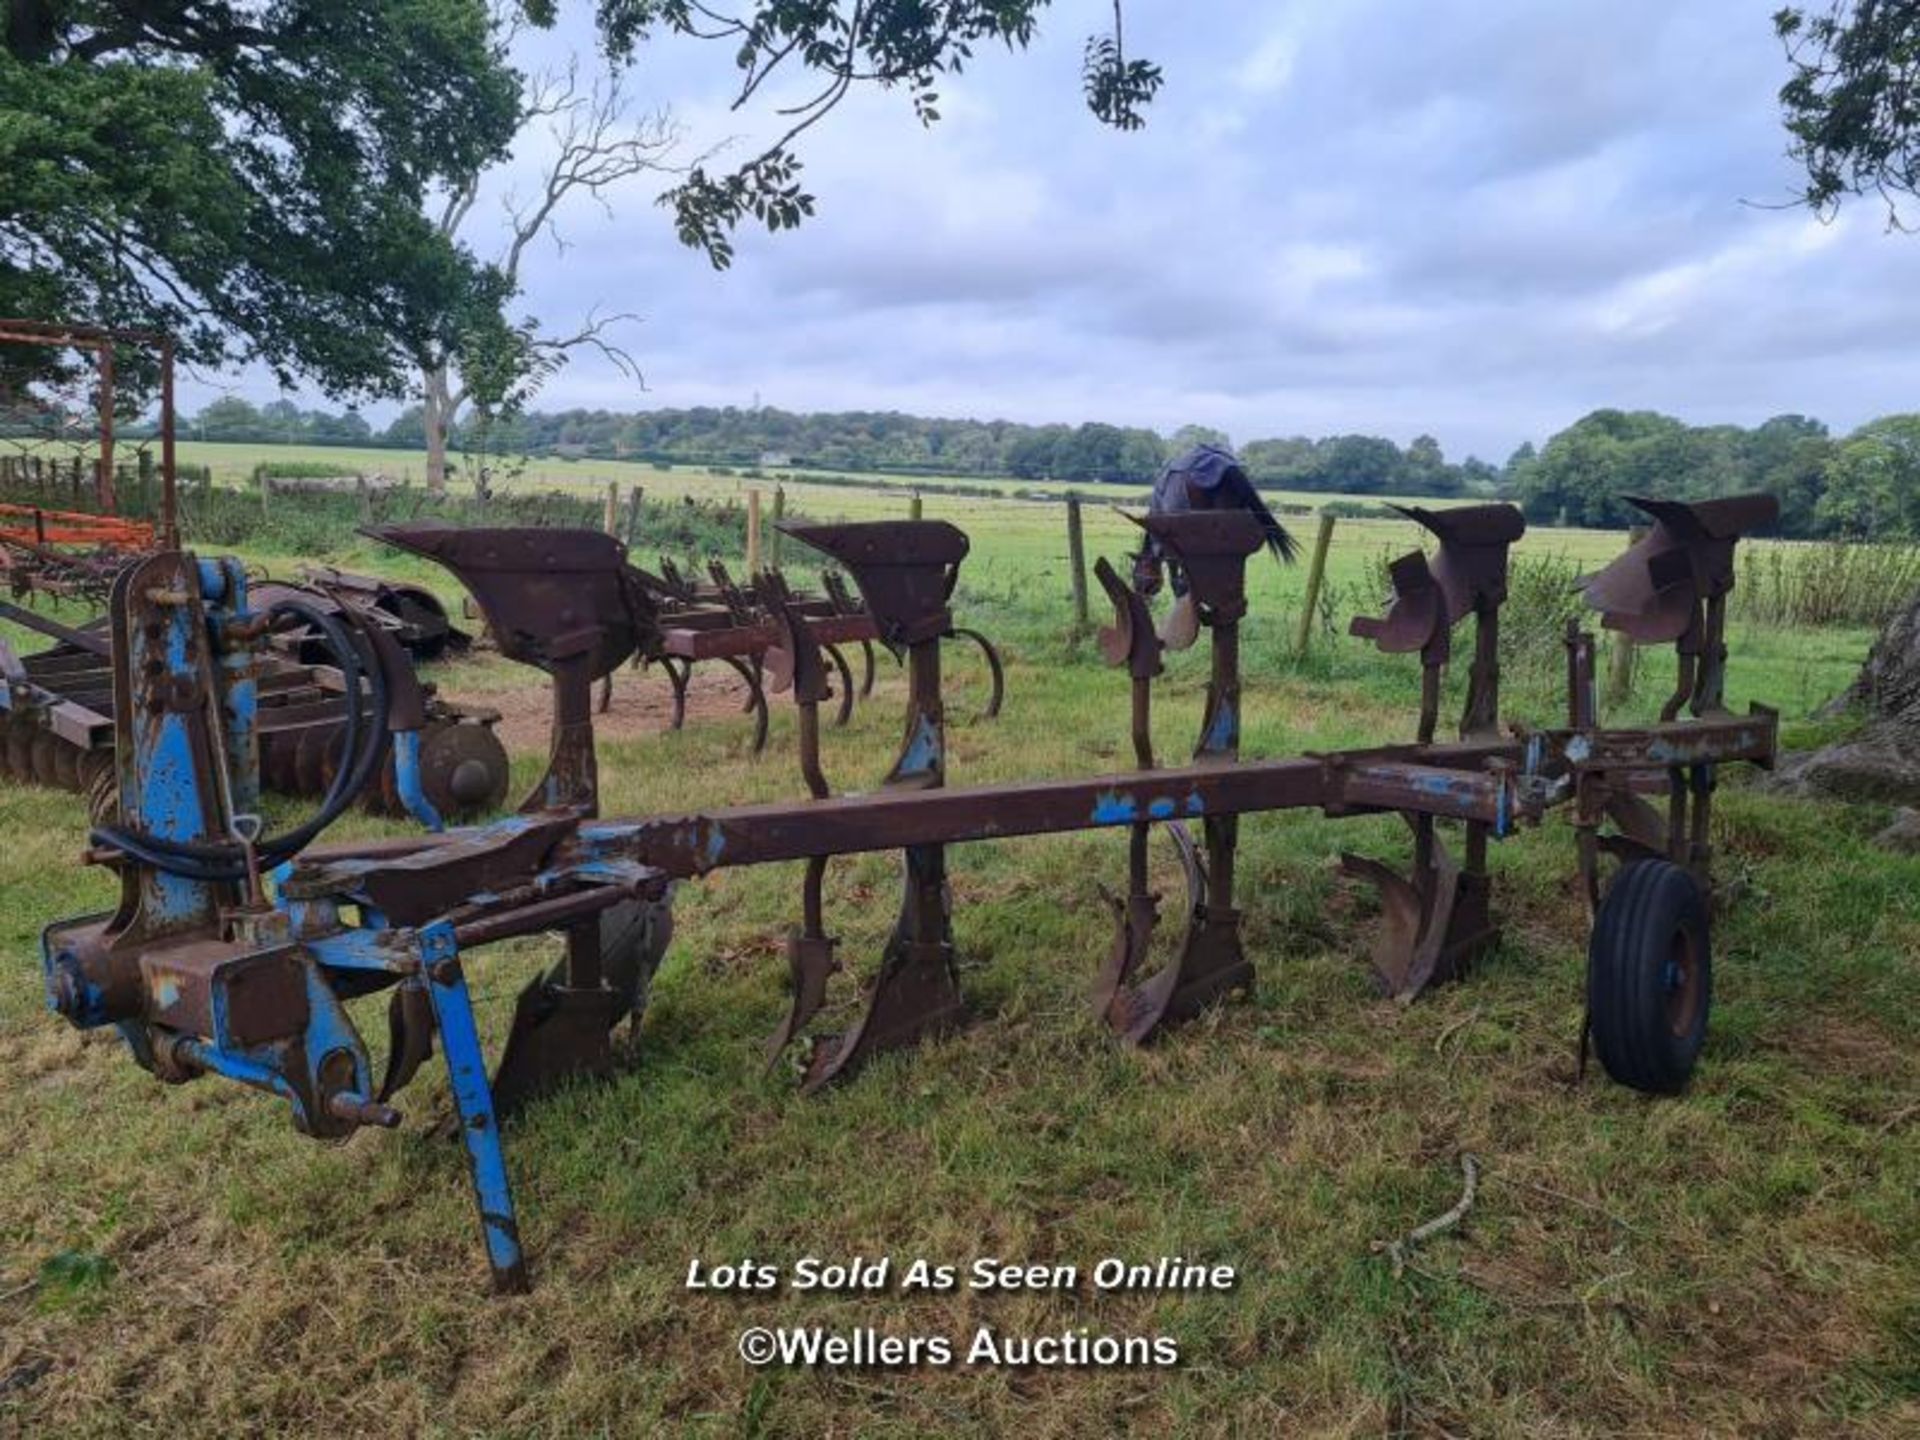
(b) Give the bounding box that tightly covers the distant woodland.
[119,397,1920,540]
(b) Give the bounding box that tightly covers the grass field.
[164,437,1464,515]
[1,461,1915,1436]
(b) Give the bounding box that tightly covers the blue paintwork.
[303,927,413,974]
[419,921,526,1290]
[195,558,230,603]
[208,558,259,810]
[39,918,112,1028]
[896,712,942,778]
[1201,697,1237,756]
[132,576,226,928]
[1090,787,1207,827]
[390,729,445,831]
[175,1038,298,1105]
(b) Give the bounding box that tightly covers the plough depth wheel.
[1587,859,1711,1094]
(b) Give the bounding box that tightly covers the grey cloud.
[187,0,1920,462]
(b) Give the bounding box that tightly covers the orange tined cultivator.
[0,503,156,551]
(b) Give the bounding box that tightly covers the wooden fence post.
[1065,492,1089,631]
[624,485,644,549]
[770,485,785,568]
[597,481,624,715]
[909,490,923,522]
[747,487,762,573]
[1605,526,1646,708]
[1293,511,1338,659]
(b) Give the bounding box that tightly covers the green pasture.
[163,436,1474,514]
[0,472,1915,1436]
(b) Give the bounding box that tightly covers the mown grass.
[1,490,1916,1437]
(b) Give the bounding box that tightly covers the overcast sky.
[190,1,1920,463]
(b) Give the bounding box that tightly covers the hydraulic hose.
[90,596,393,883]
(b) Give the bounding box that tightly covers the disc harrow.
[1,588,507,824]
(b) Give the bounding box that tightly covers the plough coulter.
[30,496,1779,1291]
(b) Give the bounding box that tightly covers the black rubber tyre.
[1587,859,1711,1094]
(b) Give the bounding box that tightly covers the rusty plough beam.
[28,496,1779,1291]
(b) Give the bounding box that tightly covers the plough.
[31,495,1779,1291]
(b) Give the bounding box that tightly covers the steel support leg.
[421,923,528,1295]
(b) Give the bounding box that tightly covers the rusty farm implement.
[30,495,1779,1291]
[612,553,1004,753]
[2,574,508,825]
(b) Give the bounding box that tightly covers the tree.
[2,1,520,401]
[1171,424,1232,455]
[1241,436,1315,488]
[193,396,264,444]
[5,2,1157,421]
[309,409,373,445]
[1118,428,1168,482]
[1007,425,1070,479]
[1314,434,1405,496]
[1777,3,1920,228]
[1818,415,1920,538]
[1745,414,1834,535]
[1512,410,1694,528]
[1769,6,1920,829]
[581,0,1163,266]
[1059,421,1127,481]
[1457,456,1502,494]
[1404,434,1453,493]
[415,49,684,491]
[1502,441,1539,495]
